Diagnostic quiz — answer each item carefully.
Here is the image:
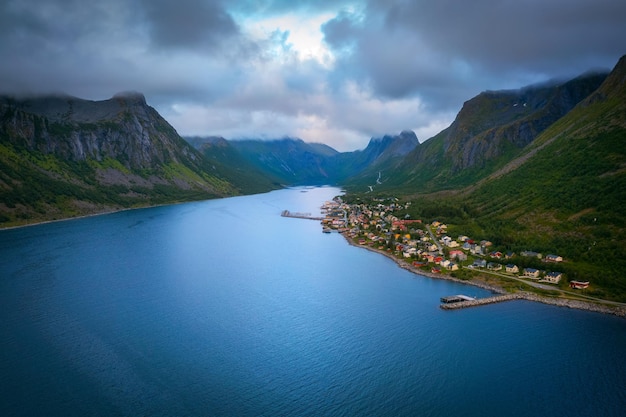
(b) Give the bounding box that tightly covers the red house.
[570,281,590,289]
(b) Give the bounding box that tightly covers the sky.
[1,1,625,151]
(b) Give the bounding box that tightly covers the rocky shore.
[342,234,626,318]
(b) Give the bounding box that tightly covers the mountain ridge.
[0,93,237,226]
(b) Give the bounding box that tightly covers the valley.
[1,55,625,301]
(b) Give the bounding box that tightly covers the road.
[425,224,444,255]
[468,267,626,307]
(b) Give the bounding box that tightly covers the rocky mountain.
[350,71,608,192]
[461,55,626,299]
[348,55,626,301]
[187,131,419,186]
[0,93,237,226]
[230,138,339,185]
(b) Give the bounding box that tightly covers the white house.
[523,268,540,279]
[545,254,563,263]
[544,272,563,283]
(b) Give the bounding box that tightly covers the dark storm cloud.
[323,0,626,108]
[0,0,251,98]
[379,0,626,74]
[139,0,239,51]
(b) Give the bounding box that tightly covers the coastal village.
[314,197,591,292]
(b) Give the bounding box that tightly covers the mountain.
[350,71,608,192]
[187,131,418,186]
[352,55,626,301]
[0,92,237,226]
[460,55,626,299]
[332,130,419,181]
[189,136,283,194]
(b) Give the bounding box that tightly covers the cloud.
[324,0,626,104]
[1,0,624,152]
[139,0,239,52]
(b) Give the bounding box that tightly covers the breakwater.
[441,293,523,310]
[439,292,626,317]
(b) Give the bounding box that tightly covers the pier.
[440,293,522,310]
[281,210,324,221]
[440,294,476,304]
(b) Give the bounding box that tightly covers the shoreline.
[4,199,625,318]
[0,200,195,232]
[342,233,626,318]
[0,208,127,231]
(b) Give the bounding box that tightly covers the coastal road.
[469,267,626,307]
[425,224,444,255]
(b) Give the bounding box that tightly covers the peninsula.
[312,197,626,318]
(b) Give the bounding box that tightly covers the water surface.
[1,187,625,416]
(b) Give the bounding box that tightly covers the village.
[319,197,591,291]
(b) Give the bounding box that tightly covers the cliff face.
[0,92,236,226]
[0,92,201,170]
[386,71,608,192]
[440,72,608,173]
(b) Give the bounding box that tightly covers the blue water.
[1,187,625,416]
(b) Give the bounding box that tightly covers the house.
[544,272,563,284]
[412,261,427,268]
[471,245,485,256]
[523,268,540,279]
[570,280,590,289]
[505,264,519,274]
[423,254,436,263]
[521,250,542,259]
[472,259,487,268]
[442,237,459,248]
[445,261,459,271]
[545,254,563,263]
[489,251,503,259]
[449,250,467,261]
[487,262,502,271]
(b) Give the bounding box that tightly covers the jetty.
[440,293,522,310]
[281,210,324,221]
[440,295,476,304]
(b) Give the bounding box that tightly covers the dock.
[440,293,523,310]
[440,294,476,304]
[281,210,324,221]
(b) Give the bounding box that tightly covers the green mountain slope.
[363,55,626,301]
[187,133,418,187]
[187,136,283,194]
[0,93,237,227]
[350,72,608,193]
[229,138,339,185]
[332,130,419,182]
[461,56,626,299]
